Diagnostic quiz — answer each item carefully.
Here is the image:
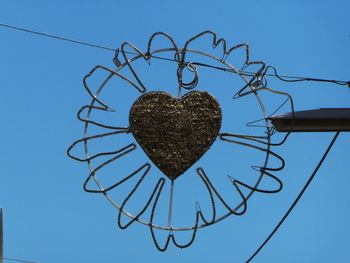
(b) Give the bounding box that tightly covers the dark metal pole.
[269,108,350,132]
[0,208,3,263]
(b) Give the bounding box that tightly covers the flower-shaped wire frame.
[67,31,295,251]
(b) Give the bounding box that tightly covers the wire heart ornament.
[67,31,291,254]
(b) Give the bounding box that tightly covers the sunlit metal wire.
[67,31,294,252]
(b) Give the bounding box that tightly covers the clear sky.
[0,1,349,262]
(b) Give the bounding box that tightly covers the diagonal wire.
[0,22,116,52]
[0,22,349,87]
[1,257,36,263]
[247,132,340,262]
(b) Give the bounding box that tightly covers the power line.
[247,132,340,262]
[0,22,349,88]
[1,257,35,263]
[0,22,116,52]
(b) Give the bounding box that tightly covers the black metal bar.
[0,208,2,263]
[269,108,350,132]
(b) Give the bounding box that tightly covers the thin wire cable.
[1,257,36,263]
[0,22,349,87]
[0,22,116,52]
[247,131,340,263]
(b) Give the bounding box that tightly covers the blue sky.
[0,1,349,262]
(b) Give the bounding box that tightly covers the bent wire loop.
[67,31,295,252]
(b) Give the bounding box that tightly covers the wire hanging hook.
[113,48,122,67]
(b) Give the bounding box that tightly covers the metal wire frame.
[67,31,295,250]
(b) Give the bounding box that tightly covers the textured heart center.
[129,91,222,180]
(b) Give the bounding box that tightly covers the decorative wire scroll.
[67,31,296,252]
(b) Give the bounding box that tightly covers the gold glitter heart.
[129,91,222,180]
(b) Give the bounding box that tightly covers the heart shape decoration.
[129,91,222,180]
